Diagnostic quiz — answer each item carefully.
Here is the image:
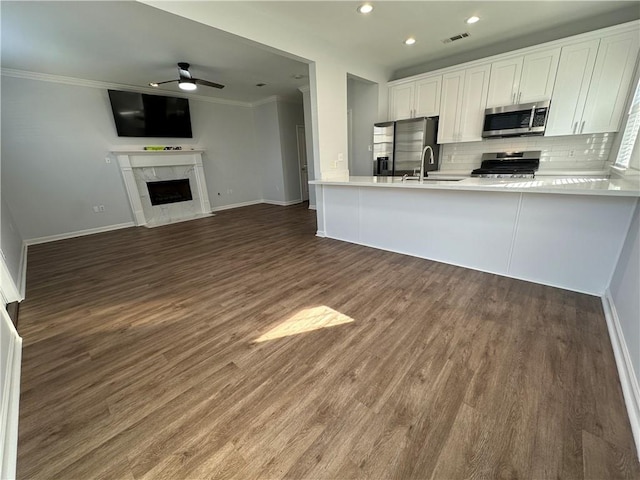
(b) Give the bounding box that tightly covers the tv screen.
[108,90,193,138]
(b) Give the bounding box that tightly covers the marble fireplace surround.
[114,149,212,227]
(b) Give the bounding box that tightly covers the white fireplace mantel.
[114,149,213,227]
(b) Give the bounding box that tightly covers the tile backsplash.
[440,133,616,173]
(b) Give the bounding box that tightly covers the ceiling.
[2,1,638,103]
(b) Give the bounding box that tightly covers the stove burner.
[471,151,540,179]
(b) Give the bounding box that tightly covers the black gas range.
[471,151,541,178]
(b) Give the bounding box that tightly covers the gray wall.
[277,100,305,203]
[1,76,268,240]
[609,201,640,397]
[347,78,378,176]
[253,101,285,203]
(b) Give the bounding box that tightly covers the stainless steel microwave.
[482,101,550,138]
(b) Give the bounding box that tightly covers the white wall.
[440,133,615,173]
[142,1,391,183]
[276,100,305,203]
[1,75,264,240]
[348,77,379,176]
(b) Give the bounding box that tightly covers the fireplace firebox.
[147,179,193,206]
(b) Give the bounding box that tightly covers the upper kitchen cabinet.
[438,64,491,144]
[388,75,442,120]
[546,31,639,136]
[486,48,561,108]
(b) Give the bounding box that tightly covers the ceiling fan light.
[357,3,373,14]
[179,80,197,91]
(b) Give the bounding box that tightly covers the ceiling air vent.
[442,32,470,44]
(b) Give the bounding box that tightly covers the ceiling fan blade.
[153,79,179,86]
[194,78,225,89]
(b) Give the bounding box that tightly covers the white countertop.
[310,175,640,197]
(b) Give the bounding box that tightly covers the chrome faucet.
[419,145,435,183]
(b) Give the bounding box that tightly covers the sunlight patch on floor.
[253,305,354,343]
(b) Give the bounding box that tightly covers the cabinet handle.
[573,122,578,134]
[580,121,585,134]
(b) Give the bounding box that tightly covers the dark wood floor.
[17,203,639,479]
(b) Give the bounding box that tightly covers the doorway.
[296,125,309,201]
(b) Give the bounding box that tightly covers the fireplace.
[147,179,193,206]
[114,149,212,227]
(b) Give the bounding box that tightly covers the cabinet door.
[458,64,491,142]
[389,83,414,120]
[438,70,465,144]
[414,75,442,117]
[545,40,599,137]
[519,48,561,104]
[486,57,522,107]
[582,31,640,134]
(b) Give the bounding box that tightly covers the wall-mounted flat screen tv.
[108,90,193,138]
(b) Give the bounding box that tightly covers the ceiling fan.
[149,62,224,91]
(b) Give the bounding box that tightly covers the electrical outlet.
[569,150,575,157]
[98,205,105,212]
[93,206,99,213]
[368,145,372,151]
[338,153,344,163]
[105,156,111,164]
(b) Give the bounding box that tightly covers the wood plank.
[15,203,639,479]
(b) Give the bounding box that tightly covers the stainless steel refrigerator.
[373,117,439,176]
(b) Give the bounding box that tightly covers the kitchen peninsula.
[311,175,640,295]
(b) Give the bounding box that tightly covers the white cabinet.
[438,64,491,144]
[546,31,639,136]
[486,48,560,107]
[389,83,414,120]
[581,32,640,134]
[389,75,441,120]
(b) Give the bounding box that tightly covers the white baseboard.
[602,289,640,460]
[263,198,303,207]
[316,230,326,238]
[212,200,263,212]
[309,204,317,210]
[18,243,27,300]
[25,222,135,245]
[0,254,22,304]
[0,307,22,480]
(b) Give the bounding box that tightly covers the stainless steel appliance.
[373,117,439,176]
[482,101,550,138]
[373,121,394,175]
[471,151,541,178]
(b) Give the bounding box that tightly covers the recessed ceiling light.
[357,3,373,14]
[466,16,480,24]
[404,37,416,46]
[256,83,266,87]
[149,82,158,87]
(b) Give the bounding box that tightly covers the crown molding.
[250,95,283,107]
[0,68,253,108]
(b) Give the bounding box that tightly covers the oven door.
[482,101,549,138]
